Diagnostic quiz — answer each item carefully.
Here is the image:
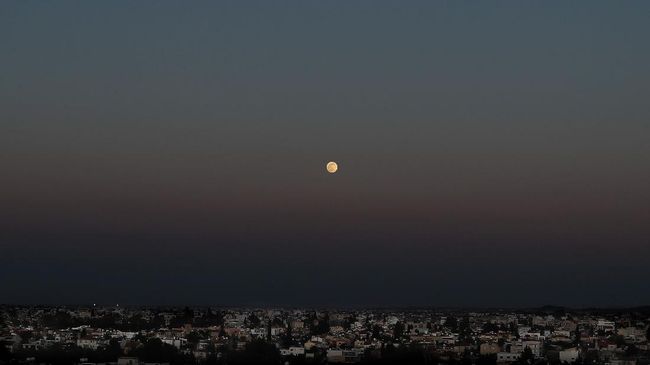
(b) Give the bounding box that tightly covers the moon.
[326,161,338,173]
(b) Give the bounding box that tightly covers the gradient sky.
[2,1,649,307]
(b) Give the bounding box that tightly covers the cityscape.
[3,1,650,365]
[1,305,649,365]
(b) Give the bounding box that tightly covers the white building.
[497,352,521,363]
[597,320,615,333]
[117,357,140,365]
[327,349,364,363]
[76,338,100,350]
[480,343,500,355]
[160,338,185,349]
[559,348,580,363]
[280,347,305,356]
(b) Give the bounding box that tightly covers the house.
[480,343,500,355]
[497,352,521,363]
[597,320,616,333]
[77,337,100,350]
[280,347,305,356]
[522,340,542,357]
[117,357,140,365]
[559,348,580,363]
[327,349,364,363]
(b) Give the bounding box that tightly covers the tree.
[572,334,581,350]
[124,314,152,331]
[186,331,202,348]
[19,331,33,344]
[225,339,280,365]
[281,323,293,347]
[200,308,224,327]
[379,343,425,364]
[183,307,194,322]
[312,312,330,335]
[42,311,75,329]
[482,322,500,334]
[0,341,11,361]
[583,349,599,365]
[103,338,123,361]
[150,314,166,329]
[510,323,519,336]
[247,313,261,328]
[625,344,638,356]
[90,313,119,329]
[393,321,405,340]
[130,338,187,363]
[372,325,383,340]
[132,333,148,344]
[478,354,497,365]
[610,335,626,347]
[446,316,459,332]
[458,316,473,344]
[519,347,534,365]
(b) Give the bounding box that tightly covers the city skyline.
[1,304,649,365]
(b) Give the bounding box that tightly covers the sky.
[1,1,649,308]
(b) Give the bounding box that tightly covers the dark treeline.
[36,308,225,331]
[1,340,573,365]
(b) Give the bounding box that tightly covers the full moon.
[326,161,338,173]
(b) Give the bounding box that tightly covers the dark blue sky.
[2,1,649,307]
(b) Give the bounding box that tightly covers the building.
[597,320,616,333]
[327,349,364,363]
[559,348,580,363]
[117,357,140,365]
[280,347,305,356]
[480,343,501,355]
[497,352,521,363]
